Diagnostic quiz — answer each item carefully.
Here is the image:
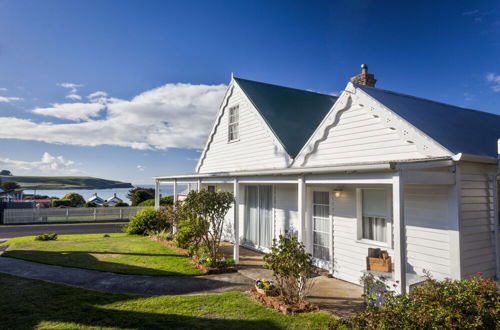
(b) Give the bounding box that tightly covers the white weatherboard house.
[155,65,500,293]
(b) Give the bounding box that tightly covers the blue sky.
[0,0,499,184]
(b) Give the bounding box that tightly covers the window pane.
[362,216,387,242]
[313,191,329,205]
[314,217,329,232]
[362,189,387,217]
[313,205,329,218]
[314,245,329,260]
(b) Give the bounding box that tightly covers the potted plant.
[255,279,277,296]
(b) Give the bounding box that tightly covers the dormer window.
[228,105,239,142]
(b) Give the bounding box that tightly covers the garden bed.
[249,287,318,315]
[150,236,237,274]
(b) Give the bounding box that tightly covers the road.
[0,222,126,239]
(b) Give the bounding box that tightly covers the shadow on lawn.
[3,249,197,276]
[1,273,282,330]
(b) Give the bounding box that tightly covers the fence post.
[94,208,97,221]
[119,207,123,220]
[66,208,69,222]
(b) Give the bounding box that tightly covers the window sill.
[356,238,391,249]
[227,139,240,144]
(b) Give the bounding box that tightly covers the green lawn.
[0,273,336,329]
[3,234,204,276]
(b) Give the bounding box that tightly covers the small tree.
[0,170,12,176]
[61,192,85,206]
[178,189,233,260]
[1,181,20,191]
[84,201,97,208]
[263,232,314,305]
[114,202,129,207]
[127,187,155,206]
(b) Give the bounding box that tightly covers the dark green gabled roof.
[234,77,338,157]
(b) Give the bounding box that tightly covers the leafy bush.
[114,202,129,207]
[124,208,171,235]
[84,201,97,208]
[263,232,314,305]
[173,219,203,251]
[343,273,500,329]
[147,228,172,241]
[138,196,174,207]
[61,192,85,206]
[52,199,72,207]
[35,233,58,241]
[177,189,233,260]
[103,234,110,238]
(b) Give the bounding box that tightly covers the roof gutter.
[155,162,394,181]
[452,153,499,164]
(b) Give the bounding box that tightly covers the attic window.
[228,105,239,142]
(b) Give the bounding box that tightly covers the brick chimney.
[350,64,377,87]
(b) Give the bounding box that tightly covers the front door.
[244,185,272,249]
[312,190,331,261]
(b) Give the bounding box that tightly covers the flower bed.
[249,287,318,315]
[150,236,237,274]
[192,256,237,274]
[255,279,278,296]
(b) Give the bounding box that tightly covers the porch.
[155,159,457,294]
[219,242,364,317]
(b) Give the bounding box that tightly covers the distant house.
[155,65,500,294]
[87,193,105,206]
[0,188,24,202]
[105,193,123,206]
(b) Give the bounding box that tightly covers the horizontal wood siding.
[405,185,451,280]
[198,84,290,173]
[459,162,498,278]
[303,107,427,167]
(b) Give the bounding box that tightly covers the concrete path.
[0,257,254,296]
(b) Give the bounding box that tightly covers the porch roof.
[155,157,454,182]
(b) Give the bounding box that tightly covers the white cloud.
[88,91,108,100]
[137,165,145,171]
[32,102,105,121]
[486,72,500,92]
[58,82,83,101]
[0,96,23,103]
[462,9,479,16]
[0,87,7,92]
[0,152,82,175]
[0,83,227,150]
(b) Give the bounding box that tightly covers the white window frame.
[228,105,239,143]
[356,187,392,248]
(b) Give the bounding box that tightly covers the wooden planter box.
[255,285,278,297]
[367,256,392,272]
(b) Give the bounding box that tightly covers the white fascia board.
[451,153,499,164]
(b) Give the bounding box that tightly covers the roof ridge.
[234,77,337,99]
[354,83,500,118]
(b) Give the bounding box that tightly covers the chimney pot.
[350,64,377,87]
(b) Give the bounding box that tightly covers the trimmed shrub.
[52,199,72,207]
[84,201,97,208]
[61,192,85,206]
[124,208,171,235]
[343,273,500,329]
[138,199,154,207]
[35,233,58,241]
[138,196,174,207]
[114,202,129,207]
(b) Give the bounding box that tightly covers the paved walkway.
[0,257,254,296]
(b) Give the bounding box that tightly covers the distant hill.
[0,176,133,190]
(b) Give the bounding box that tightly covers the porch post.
[197,179,202,192]
[154,179,160,209]
[393,171,407,294]
[298,175,306,243]
[233,178,240,264]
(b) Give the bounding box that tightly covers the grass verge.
[2,233,204,276]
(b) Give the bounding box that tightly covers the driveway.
[0,222,125,239]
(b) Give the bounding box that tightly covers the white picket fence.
[2,207,149,224]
